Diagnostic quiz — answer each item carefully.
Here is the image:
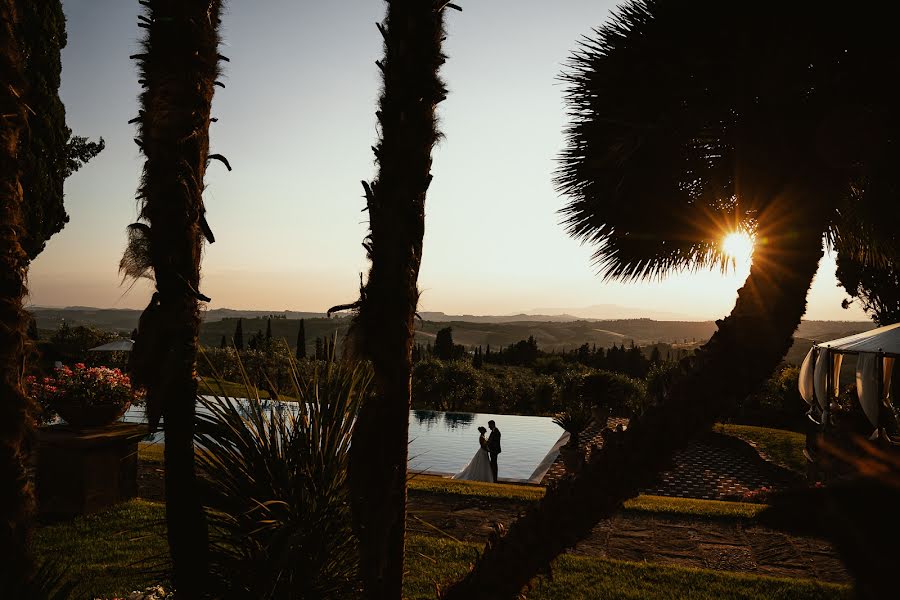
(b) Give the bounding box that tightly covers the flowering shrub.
[26,363,144,423]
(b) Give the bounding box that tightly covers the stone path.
[406,491,850,584]
[541,422,803,501]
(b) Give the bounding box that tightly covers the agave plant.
[552,406,592,448]
[196,351,372,599]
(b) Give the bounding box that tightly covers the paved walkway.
[540,421,803,501]
[406,492,849,584]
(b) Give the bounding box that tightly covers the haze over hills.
[525,304,701,321]
[27,306,874,363]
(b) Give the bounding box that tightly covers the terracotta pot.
[52,400,130,430]
[559,443,584,473]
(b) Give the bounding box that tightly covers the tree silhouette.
[837,253,900,326]
[296,318,306,360]
[17,0,104,261]
[443,2,899,597]
[0,0,37,585]
[118,0,228,594]
[433,326,454,360]
[265,317,272,341]
[233,318,243,351]
[344,1,458,597]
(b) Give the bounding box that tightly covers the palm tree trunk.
[0,0,34,583]
[128,1,225,595]
[348,2,449,598]
[441,188,832,599]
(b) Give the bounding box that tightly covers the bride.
[452,426,494,482]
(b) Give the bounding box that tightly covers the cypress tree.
[314,337,324,360]
[219,334,226,349]
[295,319,306,360]
[265,317,272,341]
[473,345,483,369]
[233,319,244,351]
[18,0,104,260]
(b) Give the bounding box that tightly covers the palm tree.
[120,0,228,594]
[0,0,35,584]
[441,1,899,598]
[343,1,456,597]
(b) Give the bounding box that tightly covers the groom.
[487,420,501,483]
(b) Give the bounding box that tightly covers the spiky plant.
[196,351,372,599]
[341,1,458,598]
[0,0,36,585]
[441,1,900,598]
[120,0,229,594]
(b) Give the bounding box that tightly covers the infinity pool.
[123,401,563,482]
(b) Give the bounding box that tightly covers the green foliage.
[836,251,900,326]
[196,355,373,599]
[17,0,103,260]
[579,370,647,416]
[45,323,125,368]
[733,365,807,430]
[199,345,324,397]
[412,358,482,412]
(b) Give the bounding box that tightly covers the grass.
[198,377,298,400]
[34,500,169,599]
[408,474,765,519]
[717,423,806,474]
[138,449,767,520]
[33,501,848,600]
[406,536,851,600]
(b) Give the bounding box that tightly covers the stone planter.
[36,423,147,519]
[51,399,130,430]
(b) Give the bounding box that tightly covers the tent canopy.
[88,339,134,352]
[815,322,900,356]
[799,322,898,432]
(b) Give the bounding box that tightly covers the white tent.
[88,339,135,352]
[799,323,898,433]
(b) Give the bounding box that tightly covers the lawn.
[407,474,766,519]
[34,500,848,600]
[34,500,169,598]
[717,424,806,474]
[139,446,767,520]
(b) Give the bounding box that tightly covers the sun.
[722,231,754,262]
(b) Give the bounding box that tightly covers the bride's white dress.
[452,436,493,482]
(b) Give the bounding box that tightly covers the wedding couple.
[453,420,501,483]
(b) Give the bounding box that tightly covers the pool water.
[123,401,564,482]
[408,410,563,481]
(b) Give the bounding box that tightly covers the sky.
[27,0,868,322]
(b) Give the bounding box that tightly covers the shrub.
[196,355,372,599]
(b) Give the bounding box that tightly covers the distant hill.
[28,305,874,363]
[526,304,699,321]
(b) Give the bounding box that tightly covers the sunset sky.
[27,0,867,321]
